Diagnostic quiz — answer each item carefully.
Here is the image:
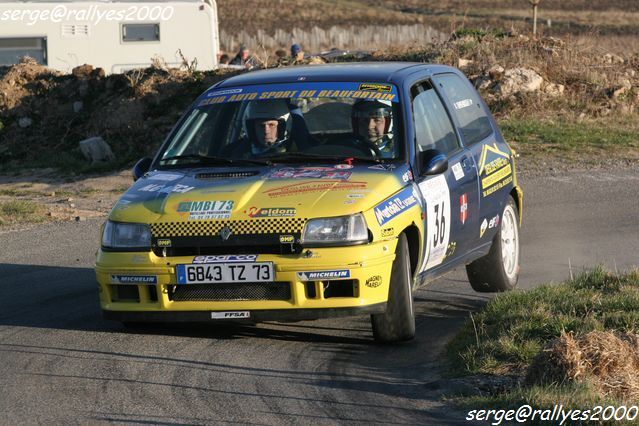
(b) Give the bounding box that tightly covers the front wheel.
[466,197,520,292]
[371,233,415,342]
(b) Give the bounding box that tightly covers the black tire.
[466,197,520,293]
[371,233,416,342]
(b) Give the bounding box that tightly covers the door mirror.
[132,157,152,181]
[420,149,448,176]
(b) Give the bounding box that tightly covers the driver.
[247,99,294,154]
[351,99,395,158]
[225,99,295,157]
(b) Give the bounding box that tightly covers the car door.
[411,81,480,274]
[433,73,507,248]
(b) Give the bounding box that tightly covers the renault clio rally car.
[96,63,523,342]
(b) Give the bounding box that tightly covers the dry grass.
[218,0,639,54]
[527,331,639,401]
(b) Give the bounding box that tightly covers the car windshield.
[157,82,403,167]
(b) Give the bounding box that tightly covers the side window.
[434,73,492,145]
[122,24,160,42]
[412,84,459,155]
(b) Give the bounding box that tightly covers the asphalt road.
[1,169,637,425]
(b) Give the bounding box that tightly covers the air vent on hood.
[196,171,260,180]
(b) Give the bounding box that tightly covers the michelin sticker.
[177,200,233,220]
[297,270,351,281]
[419,174,451,271]
[110,275,157,284]
[374,187,419,226]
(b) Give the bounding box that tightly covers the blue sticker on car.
[374,186,419,226]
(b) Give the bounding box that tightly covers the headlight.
[102,220,151,250]
[301,214,369,246]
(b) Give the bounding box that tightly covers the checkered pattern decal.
[150,218,308,237]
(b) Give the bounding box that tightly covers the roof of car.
[215,62,457,88]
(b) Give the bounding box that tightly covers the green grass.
[447,267,639,410]
[0,200,46,225]
[499,118,639,152]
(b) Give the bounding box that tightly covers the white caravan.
[0,0,219,73]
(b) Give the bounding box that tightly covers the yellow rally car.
[96,63,522,342]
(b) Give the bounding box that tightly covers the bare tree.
[529,0,541,36]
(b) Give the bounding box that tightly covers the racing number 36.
[433,201,446,247]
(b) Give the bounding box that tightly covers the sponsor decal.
[365,275,383,288]
[419,175,451,271]
[453,98,473,110]
[279,235,295,244]
[460,194,468,225]
[211,311,250,319]
[480,218,488,238]
[451,162,465,181]
[245,207,296,218]
[489,214,500,229]
[177,200,233,220]
[139,183,194,194]
[478,144,513,198]
[347,193,365,199]
[110,275,157,284]
[147,173,183,182]
[401,170,413,183]
[381,227,394,237]
[297,270,351,281]
[193,255,258,264]
[445,241,457,259]
[334,164,353,170]
[157,238,172,247]
[358,83,392,92]
[263,180,367,198]
[199,82,399,107]
[268,168,351,180]
[207,88,243,97]
[374,187,419,226]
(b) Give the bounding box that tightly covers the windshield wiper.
[159,155,271,166]
[261,153,384,164]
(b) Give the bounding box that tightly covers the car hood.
[109,163,412,223]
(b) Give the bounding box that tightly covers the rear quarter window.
[434,73,493,145]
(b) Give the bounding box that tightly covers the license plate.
[176,263,273,284]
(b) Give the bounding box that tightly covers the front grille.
[150,218,307,237]
[168,282,291,301]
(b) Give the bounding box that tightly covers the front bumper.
[95,239,397,322]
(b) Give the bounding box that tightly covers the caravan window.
[0,38,47,66]
[122,24,160,42]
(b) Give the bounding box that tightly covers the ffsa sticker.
[418,174,451,271]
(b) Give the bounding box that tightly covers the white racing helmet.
[351,99,393,146]
[245,100,292,152]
